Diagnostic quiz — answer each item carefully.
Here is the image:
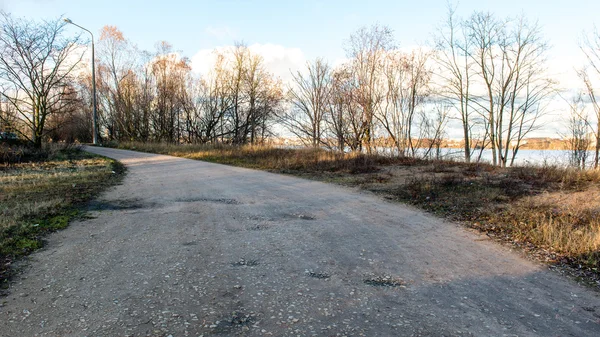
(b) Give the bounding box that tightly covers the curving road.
[1,147,599,336]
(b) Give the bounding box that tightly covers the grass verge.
[114,141,600,287]
[0,145,125,291]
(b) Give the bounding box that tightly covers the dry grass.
[0,145,124,287]
[394,164,600,283]
[115,141,600,285]
[505,188,600,265]
[117,141,423,173]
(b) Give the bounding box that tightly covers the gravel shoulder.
[1,147,599,336]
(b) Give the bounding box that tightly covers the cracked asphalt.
[1,147,599,336]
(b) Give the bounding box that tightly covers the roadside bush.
[1,142,79,165]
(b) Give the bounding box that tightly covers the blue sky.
[2,0,598,63]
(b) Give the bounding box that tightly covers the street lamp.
[64,18,99,145]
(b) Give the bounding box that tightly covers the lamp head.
[64,18,73,24]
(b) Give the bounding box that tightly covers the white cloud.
[190,47,222,75]
[190,43,306,83]
[248,43,305,82]
[204,25,236,40]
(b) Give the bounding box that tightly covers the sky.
[2,0,598,74]
[2,0,600,137]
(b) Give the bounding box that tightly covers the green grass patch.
[0,145,125,289]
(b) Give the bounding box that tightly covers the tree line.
[92,29,284,145]
[1,7,600,168]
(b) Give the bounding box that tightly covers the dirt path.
[1,147,599,336]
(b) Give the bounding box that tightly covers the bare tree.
[281,58,332,147]
[96,25,142,141]
[564,94,592,169]
[0,95,20,135]
[0,12,84,147]
[376,50,410,155]
[403,49,433,156]
[434,4,478,162]
[190,44,283,145]
[44,82,91,143]
[375,49,433,157]
[324,64,365,152]
[323,66,348,151]
[227,43,250,144]
[180,67,228,143]
[252,74,284,144]
[498,17,555,167]
[243,52,267,145]
[467,12,504,165]
[579,27,600,169]
[468,12,554,167]
[415,103,450,160]
[427,103,451,159]
[195,53,234,143]
[150,41,190,143]
[205,44,274,145]
[346,24,395,153]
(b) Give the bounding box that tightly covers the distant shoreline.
[268,137,579,151]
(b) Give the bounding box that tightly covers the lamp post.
[64,18,99,145]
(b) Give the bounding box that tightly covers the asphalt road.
[1,147,599,336]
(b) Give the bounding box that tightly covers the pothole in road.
[211,311,254,334]
[283,213,316,221]
[87,199,151,211]
[364,275,407,287]
[248,224,269,231]
[232,258,259,267]
[306,270,331,279]
[176,197,241,205]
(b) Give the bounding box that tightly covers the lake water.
[416,148,595,168]
[366,147,597,168]
[279,145,596,168]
